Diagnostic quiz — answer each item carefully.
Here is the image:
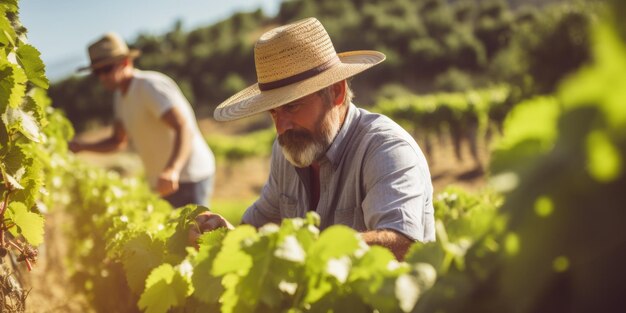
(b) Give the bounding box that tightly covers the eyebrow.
[284,92,317,107]
[280,99,303,109]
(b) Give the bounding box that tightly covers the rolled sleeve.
[361,137,434,242]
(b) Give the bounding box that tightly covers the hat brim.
[213,50,385,122]
[76,49,141,72]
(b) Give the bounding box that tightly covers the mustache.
[278,129,314,147]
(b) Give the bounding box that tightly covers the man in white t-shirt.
[69,32,215,208]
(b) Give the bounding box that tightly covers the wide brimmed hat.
[77,32,140,72]
[213,17,385,121]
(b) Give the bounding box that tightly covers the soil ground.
[21,116,491,312]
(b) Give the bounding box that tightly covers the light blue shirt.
[242,104,435,242]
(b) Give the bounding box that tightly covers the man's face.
[93,61,124,91]
[270,90,342,168]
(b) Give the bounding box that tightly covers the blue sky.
[19,0,281,81]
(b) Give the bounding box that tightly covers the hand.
[157,168,180,197]
[188,212,235,249]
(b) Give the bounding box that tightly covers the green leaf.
[351,245,398,282]
[192,230,226,304]
[350,246,403,312]
[8,144,45,209]
[211,225,257,276]
[6,201,45,246]
[1,144,27,178]
[166,204,210,259]
[586,130,622,182]
[16,44,48,89]
[0,61,27,113]
[405,242,446,272]
[490,97,561,175]
[395,263,437,312]
[304,226,361,304]
[122,233,166,294]
[494,97,560,153]
[559,22,626,131]
[221,236,276,313]
[0,0,18,13]
[138,263,192,313]
[4,106,41,142]
[26,87,49,117]
[4,169,24,189]
[0,12,17,47]
[308,225,361,264]
[274,234,305,263]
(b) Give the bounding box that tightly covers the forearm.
[360,229,413,261]
[164,124,191,173]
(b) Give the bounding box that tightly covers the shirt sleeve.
[241,140,283,227]
[361,136,435,242]
[141,75,181,118]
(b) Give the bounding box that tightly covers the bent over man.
[191,18,434,259]
[70,33,215,208]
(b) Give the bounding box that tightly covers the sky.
[19,0,282,81]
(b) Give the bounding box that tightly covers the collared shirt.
[242,103,435,242]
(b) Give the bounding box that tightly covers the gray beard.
[278,108,341,168]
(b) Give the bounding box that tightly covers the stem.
[0,190,12,246]
[7,240,23,253]
[0,190,9,216]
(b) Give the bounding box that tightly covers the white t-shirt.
[114,70,215,188]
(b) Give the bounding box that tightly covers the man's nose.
[272,111,293,135]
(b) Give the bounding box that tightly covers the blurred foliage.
[48,0,599,132]
[373,85,515,167]
[206,128,275,164]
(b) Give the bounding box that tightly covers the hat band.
[258,55,340,91]
[90,54,124,66]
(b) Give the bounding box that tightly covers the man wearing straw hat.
[191,18,434,259]
[69,32,216,208]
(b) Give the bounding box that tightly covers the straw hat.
[213,17,385,121]
[77,32,140,72]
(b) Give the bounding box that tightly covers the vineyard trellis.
[373,85,517,169]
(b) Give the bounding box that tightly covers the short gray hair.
[317,80,353,107]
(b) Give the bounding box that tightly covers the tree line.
[48,0,597,132]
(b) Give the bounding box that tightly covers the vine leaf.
[6,202,45,246]
[122,233,166,294]
[0,10,17,47]
[16,44,48,89]
[138,263,192,313]
[192,229,226,305]
[4,107,41,142]
[211,225,257,277]
[0,61,27,113]
[0,1,18,13]
[4,167,24,189]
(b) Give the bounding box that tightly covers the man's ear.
[331,80,346,106]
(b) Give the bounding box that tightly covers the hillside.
[49,0,597,132]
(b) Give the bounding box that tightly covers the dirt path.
[22,209,92,313]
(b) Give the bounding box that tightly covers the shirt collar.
[324,103,360,169]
